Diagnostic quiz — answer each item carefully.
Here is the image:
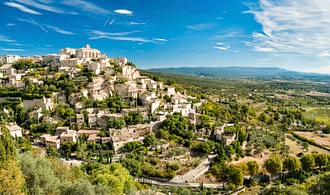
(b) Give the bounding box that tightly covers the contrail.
[30,18,48,33]
[109,19,115,25]
[103,17,111,26]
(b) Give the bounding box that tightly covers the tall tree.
[314,154,328,168]
[227,165,244,189]
[300,154,315,171]
[0,126,26,194]
[283,156,302,172]
[264,156,283,175]
[247,161,259,179]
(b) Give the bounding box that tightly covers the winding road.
[171,154,217,183]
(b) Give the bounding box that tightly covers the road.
[136,177,227,190]
[171,154,216,183]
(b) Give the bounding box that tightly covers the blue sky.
[1,0,330,73]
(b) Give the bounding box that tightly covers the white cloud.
[247,0,330,57]
[6,23,16,26]
[129,22,145,25]
[187,23,215,31]
[62,0,109,14]
[214,46,230,50]
[88,30,166,44]
[152,38,168,42]
[89,30,140,37]
[214,42,230,51]
[89,36,154,43]
[253,46,275,52]
[0,35,16,43]
[0,48,24,52]
[4,1,42,15]
[46,25,75,35]
[215,42,227,46]
[303,65,330,74]
[114,9,133,15]
[14,0,65,13]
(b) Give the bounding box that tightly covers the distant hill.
[146,66,329,80]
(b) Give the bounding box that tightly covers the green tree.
[0,159,26,195]
[61,142,77,159]
[227,165,244,189]
[20,152,60,195]
[125,112,144,125]
[160,113,192,139]
[309,173,330,195]
[121,158,142,177]
[0,127,25,194]
[283,156,302,172]
[322,126,330,134]
[192,141,214,155]
[264,156,283,175]
[247,161,259,179]
[90,163,134,194]
[107,118,126,129]
[300,154,315,171]
[76,143,88,160]
[123,141,144,153]
[0,126,16,162]
[261,186,308,195]
[143,134,156,147]
[46,146,60,158]
[60,179,95,195]
[258,112,268,123]
[314,154,328,168]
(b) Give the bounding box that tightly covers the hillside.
[147,66,330,81]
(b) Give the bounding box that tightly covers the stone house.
[6,123,22,138]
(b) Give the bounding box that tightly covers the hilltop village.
[0,44,213,152]
[1,44,330,194]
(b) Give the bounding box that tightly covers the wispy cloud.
[247,0,330,57]
[114,9,133,15]
[62,0,109,14]
[0,48,25,52]
[89,30,140,37]
[0,35,16,43]
[6,23,16,26]
[214,42,230,50]
[89,36,154,43]
[89,30,166,44]
[152,38,168,42]
[187,23,215,31]
[18,18,74,35]
[214,46,229,50]
[214,30,247,39]
[46,25,75,35]
[18,18,48,33]
[128,22,145,25]
[4,1,42,15]
[14,0,65,13]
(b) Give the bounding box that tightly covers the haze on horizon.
[1,0,330,74]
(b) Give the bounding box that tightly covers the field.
[285,137,329,155]
[302,107,330,126]
[294,131,330,149]
[230,150,271,167]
